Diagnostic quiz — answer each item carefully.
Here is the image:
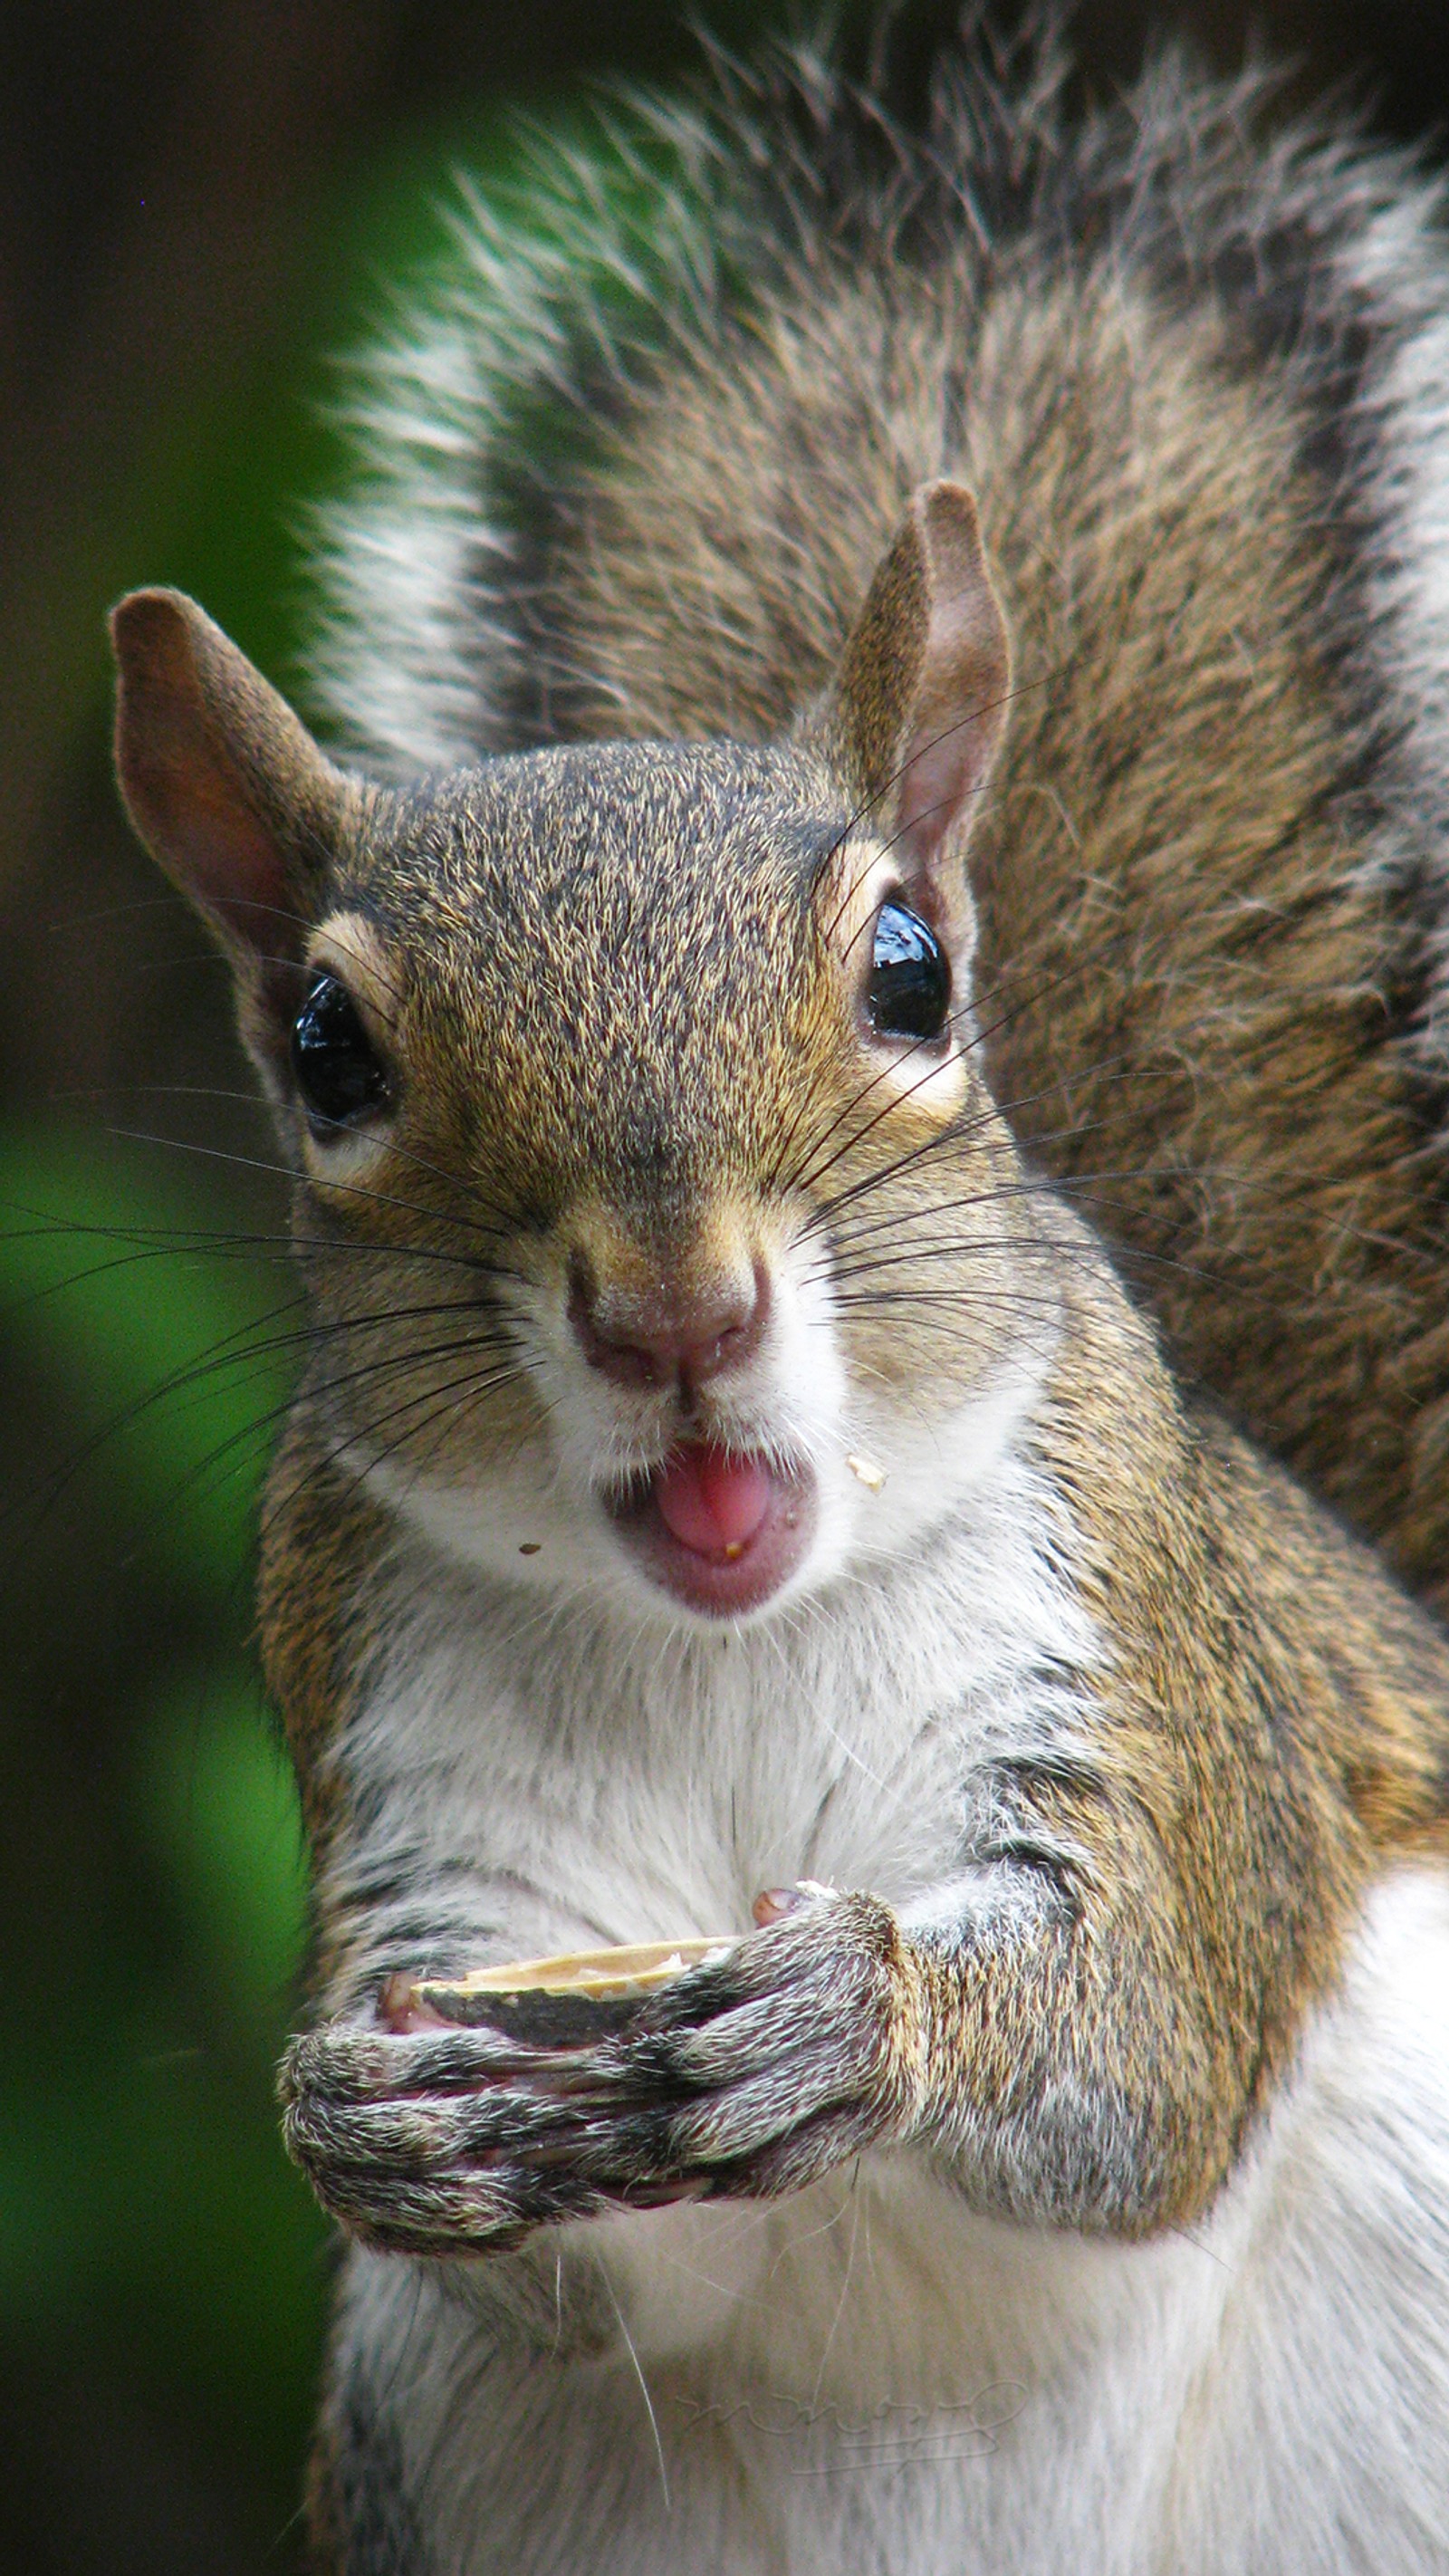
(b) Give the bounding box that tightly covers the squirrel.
[108,24,1449,2576]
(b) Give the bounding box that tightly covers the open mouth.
[602,1440,815,1617]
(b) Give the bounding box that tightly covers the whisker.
[830,1284,1065,1313]
[798,1073,1164,1237]
[0,1222,513,1320]
[277,1354,540,1517]
[767,664,1070,1197]
[101,1124,513,1263]
[0,1246,523,1549]
[108,1336,535,1567]
[784,1003,989,1206]
[816,664,1060,945]
[72,1081,522,1235]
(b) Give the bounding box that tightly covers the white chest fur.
[321,1424,1096,1981]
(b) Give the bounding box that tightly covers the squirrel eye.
[866,900,952,1043]
[291,974,389,1129]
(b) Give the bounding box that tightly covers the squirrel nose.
[569,1256,768,1391]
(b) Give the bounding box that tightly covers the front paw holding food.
[279,1889,929,2258]
[278,2012,634,2254]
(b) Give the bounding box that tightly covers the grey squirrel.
[110,24,1449,2576]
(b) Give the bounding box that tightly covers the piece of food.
[380,1938,738,2044]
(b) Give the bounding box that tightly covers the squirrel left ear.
[825,481,1010,911]
[110,588,357,1083]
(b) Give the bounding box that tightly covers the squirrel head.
[110,483,1057,1624]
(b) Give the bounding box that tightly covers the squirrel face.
[111,485,1049,1620]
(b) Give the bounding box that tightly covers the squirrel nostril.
[569,1255,768,1389]
[679,1294,754,1387]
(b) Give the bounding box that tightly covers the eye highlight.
[291,974,390,1129]
[866,900,952,1043]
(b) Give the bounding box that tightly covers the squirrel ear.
[110,587,352,973]
[827,482,1009,899]
[110,589,358,1088]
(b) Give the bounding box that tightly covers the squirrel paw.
[278,1891,926,2254]
[278,2014,634,2254]
[578,1886,927,2198]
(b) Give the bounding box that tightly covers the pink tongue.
[654,1446,773,1558]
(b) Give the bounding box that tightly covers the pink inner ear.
[159,752,302,959]
[894,708,989,870]
[119,690,302,961]
[112,591,311,966]
[892,608,1009,881]
[865,481,1009,889]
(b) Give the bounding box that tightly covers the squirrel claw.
[378,1972,450,2033]
[752,1878,838,1927]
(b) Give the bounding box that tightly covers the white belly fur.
[338,1867,1449,2574]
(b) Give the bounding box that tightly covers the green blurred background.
[5,3,1449,2566]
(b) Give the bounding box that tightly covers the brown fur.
[1009,1253,1449,2224]
[109,515,1449,2574]
[259,1408,389,1860]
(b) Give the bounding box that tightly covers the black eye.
[866,900,952,1043]
[291,975,389,1129]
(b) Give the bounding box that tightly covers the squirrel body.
[109,26,1449,2576]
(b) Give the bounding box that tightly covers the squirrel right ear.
[825,483,1009,918]
[110,590,354,1066]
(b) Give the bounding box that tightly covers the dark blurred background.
[5,4,1449,2569]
